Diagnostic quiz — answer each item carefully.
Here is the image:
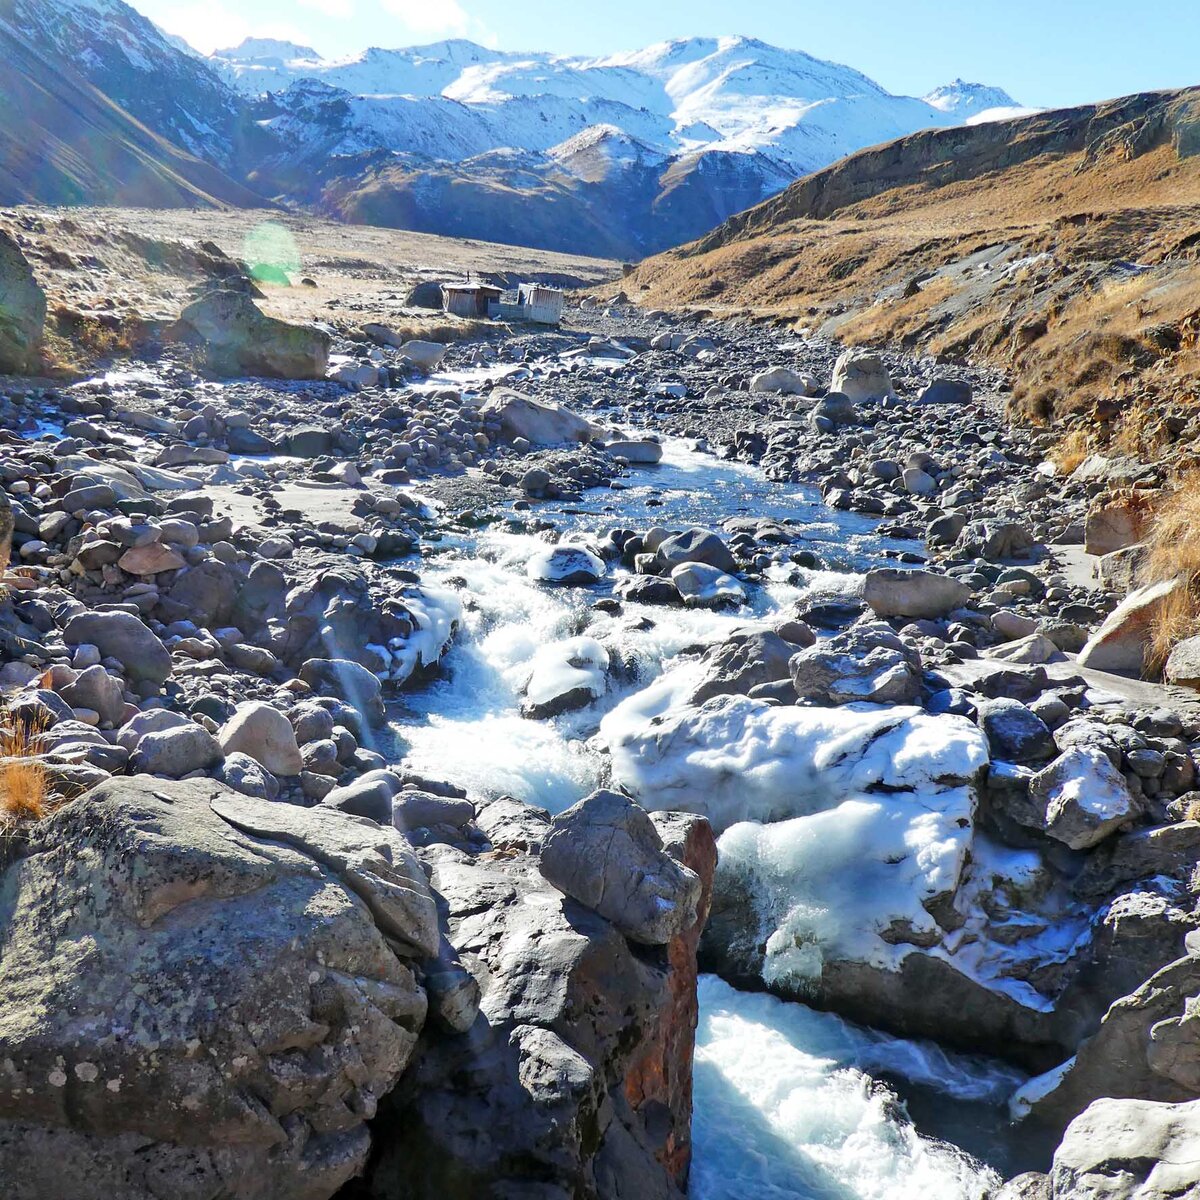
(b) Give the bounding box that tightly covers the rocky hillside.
[0,8,262,208]
[625,86,1200,458]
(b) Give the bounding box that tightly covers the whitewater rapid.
[388,430,1022,1197]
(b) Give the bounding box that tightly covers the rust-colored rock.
[625,811,718,1188]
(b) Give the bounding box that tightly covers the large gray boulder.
[62,610,172,687]
[790,623,922,705]
[540,790,702,945]
[129,721,223,778]
[178,289,331,380]
[479,389,599,445]
[830,349,893,402]
[0,777,436,1200]
[361,797,716,1200]
[1051,1097,1200,1200]
[0,230,46,374]
[863,568,972,619]
[656,528,738,575]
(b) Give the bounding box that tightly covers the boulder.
[129,722,223,778]
[177,289,330,379]
[670,562,746,609]
[1050,1098,1200,1200]
[62,611,172,687]
[1084,492,1156,557]
[1029,746,1140,849]
[218,701,303,776]
[688,631,797,706]
[0,229,46,374]
[918,378,972,405]
[362,794,714,1198]
[810,391,857,428]
[479,390,599,445]
[522,636,609,719]
[298,658,384,721]
[59,666,125,728]
[1164,635,1200,688]
[863,567,972,619]
[656,527,738,574]
[830,349,893,403]
[399,339,448,370]
[974,697,1055,763]
[955,519,1039,562]
[606,438,664,464]
[790,624,922,705]
[1078,577,1185,674]
[750,366,815,395]
[0,777,433,1200]
[526,543,605,585]
[540,790,702,945]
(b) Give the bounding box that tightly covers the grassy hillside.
[624,88,1200,466]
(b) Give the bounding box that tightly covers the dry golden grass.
[0,707,51,830]
[1051,429,1092,474]
[1145,476,1200,673]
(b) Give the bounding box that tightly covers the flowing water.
[388,414,1024,1197]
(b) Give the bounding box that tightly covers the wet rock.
[975,697,1055,763]
[671,562,746,609]
[540,790,702,945]
[522,636,608,718]
[527,543,605,585]
[656,527,738,574]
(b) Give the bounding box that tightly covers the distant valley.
[0,0,1026,256]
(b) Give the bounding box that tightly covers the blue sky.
[134,0,1197,110]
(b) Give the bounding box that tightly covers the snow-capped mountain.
[215,34,1018,179]
[208,33,1021,256]
[0,1,1027,259]
[1,0,263,170]
[923,78,1019,117]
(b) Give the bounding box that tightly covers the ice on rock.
[522,636,609,718]
[601,661,989,832]
[385,583,462,683]
[720,787,978,986]
[526,542,605,585]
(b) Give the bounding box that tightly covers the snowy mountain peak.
[923,78,1018,116]
[216,37,323,64]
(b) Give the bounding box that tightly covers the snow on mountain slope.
[4,0,261,169]
[923,78,1020,117]
[213,34,1019,177]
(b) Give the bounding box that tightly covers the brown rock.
[117,543,186,576]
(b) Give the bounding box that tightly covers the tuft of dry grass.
[1051,428,1092,474]
[0,708,51,830]
[1145,476,1200,673]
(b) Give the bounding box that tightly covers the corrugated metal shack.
[489,283,565,325]
[442,280,565,325]
[441,282,503,318]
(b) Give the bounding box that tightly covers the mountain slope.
[0,12,263,209]
[211,33,1019,257]
[623,87,1200,450]
[2,0,272,171]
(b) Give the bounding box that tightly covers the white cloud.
[297,0,356,18]
[142,1,311,55]
[379,0,471,38]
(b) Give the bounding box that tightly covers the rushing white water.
[692,977,1017,1200]
[386,421,1018,1197]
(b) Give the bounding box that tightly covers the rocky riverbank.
[0,235,1198,1199]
